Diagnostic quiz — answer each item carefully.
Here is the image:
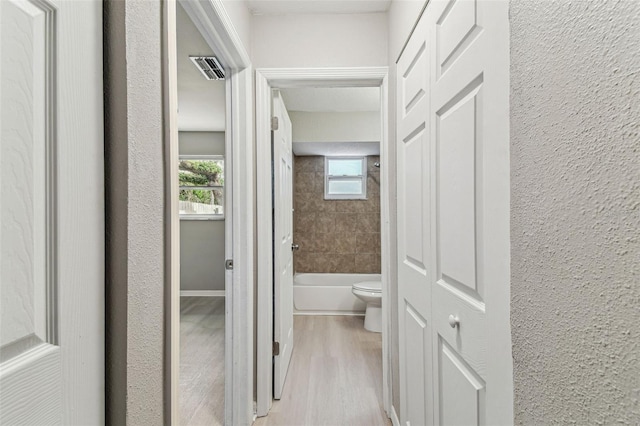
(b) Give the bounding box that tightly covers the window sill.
[180,215,225,221]
[324,196,368,201]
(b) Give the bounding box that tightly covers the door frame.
[164,1,254,424]
[255,67,392,417]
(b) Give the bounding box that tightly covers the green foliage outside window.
[179,159,224,207]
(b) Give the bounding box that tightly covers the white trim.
[255,70,273,417]
[293,312,365,317]
[390,404,400,426]
[180,215,225,221]
[180,290,225,297]
[255,67,391,419]
[179,0,250,69]
[162,1,180,424]
[171,2,254,426]
[379,74,393,417]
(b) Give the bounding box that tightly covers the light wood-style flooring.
[254,315,391,426]
[180,296,225,426]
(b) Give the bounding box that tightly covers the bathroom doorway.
[255,68,392,422]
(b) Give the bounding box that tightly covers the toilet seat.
[352,281,382,293]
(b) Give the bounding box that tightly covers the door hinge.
[225,259,233,270]
[273,341,280,356]
[271,116,279,131]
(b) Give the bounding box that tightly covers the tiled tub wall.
[293,155,381,273]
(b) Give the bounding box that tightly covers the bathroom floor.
[254,315,391,426]
[180,296,225,426]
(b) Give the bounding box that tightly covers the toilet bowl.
[352,281,382,333]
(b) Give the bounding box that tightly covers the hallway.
[254,316,391,426]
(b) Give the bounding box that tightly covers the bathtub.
[293,273,382,315]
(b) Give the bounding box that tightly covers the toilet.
[352,281,382,333]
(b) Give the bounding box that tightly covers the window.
[324,157,367,200]
[179,155,224,219]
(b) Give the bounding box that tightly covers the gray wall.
[510,1,640,423]
[179,132,226,291]
[104,0,165,423]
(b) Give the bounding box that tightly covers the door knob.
[291,244,300,251]
[448,315,460,328]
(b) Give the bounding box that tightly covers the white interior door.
[397,0,513,424]
[272,90,294,400]
[0,0,104,424]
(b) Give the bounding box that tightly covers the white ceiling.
[177,3,226,131]
[247,0,391,15]
[280,87,380,112]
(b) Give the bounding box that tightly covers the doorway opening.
[175,3,227,424]
[165,1,254,424]
[255,68,392,422]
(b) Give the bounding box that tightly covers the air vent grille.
[190,56,225,80]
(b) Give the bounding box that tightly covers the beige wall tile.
[313,254,335,273]
[355,253,381,274]
[334,213,358,233]
[356,213,380,233]
[295,156,316,172]
[316,233,333,253]
[295,252,316,273]
[334,234,356,254]
[293,155,381,274]
[295,192,313,212]
[295,172,315,193]
[356,233,381,254]
[335,254,356,273]
[295,212,317,233]
[368,172,380,196]
[295,232,317,253]
[362,197,380,213]
[316,198,337,213]
[316,215,335,234]
[313,172,325,194]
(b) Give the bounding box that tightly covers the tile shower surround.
[293,155,381,274]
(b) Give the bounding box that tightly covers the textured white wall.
[105,0,257,422]
[510,1,640,423]
[251,12,388,68]
[179,132,226,291]
[104,0,165,424]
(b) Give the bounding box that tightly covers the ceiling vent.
[190,56,225,80]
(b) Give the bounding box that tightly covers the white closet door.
[0,0,104,424]
[397,13,433,426]
[397,0,513,424]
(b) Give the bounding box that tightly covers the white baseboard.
[180,290,225,297]
[293,311,365,316]
[390,405,400,426]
